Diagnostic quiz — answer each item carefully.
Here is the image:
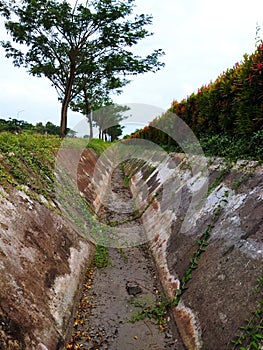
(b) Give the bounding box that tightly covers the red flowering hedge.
[131,43,263,142]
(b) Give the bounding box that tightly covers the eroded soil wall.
[0,149,95,349]
[126,154,263,350]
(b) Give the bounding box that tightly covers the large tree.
[0,0,165,137]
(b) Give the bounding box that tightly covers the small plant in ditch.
[123,175,130,187]
[232,162,260,190]
[231,277,263,350]
[118,248,128,262]
[129,292,172,329]
[207,160,232,195]
[92,245,111,269]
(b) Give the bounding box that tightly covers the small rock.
[165,332,173,339]
[37,344,49,350]
[126,281,143,296]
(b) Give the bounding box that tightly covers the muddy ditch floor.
[65,167,182,350]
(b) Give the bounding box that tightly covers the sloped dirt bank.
[0,186,94,349]
[125,154,263,350]
[66,166,182,349]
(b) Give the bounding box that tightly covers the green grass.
[159,131,263,162]
[60,137,111,155]
[200,132,263,162]
[0,132,60,199]
[0,133,112,204]
[86,138,111,156]
[92,245,111,269]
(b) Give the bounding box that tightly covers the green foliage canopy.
[0,0,165,137]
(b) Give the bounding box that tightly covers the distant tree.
[0,117,66,135]
[0,119,8,132]
[92,104,129,140]
[35,122,45,134]
[66,129,77,138]
[44,121,60,135]
[105,124,124,141]
[0,0,165,137]
[70,81,113,140]
[3,118,32,133]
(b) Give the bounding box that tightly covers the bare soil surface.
[66,167,181,349]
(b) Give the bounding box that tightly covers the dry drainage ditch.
[65,166,182,350]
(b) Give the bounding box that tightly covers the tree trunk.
[88,112,93,140]
[60,63,76,138]
[83,91,93,139]
[60,99,68,138]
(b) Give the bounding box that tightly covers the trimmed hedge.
[130,43,263,160]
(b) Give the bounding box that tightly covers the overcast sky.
[0,0,263,132]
